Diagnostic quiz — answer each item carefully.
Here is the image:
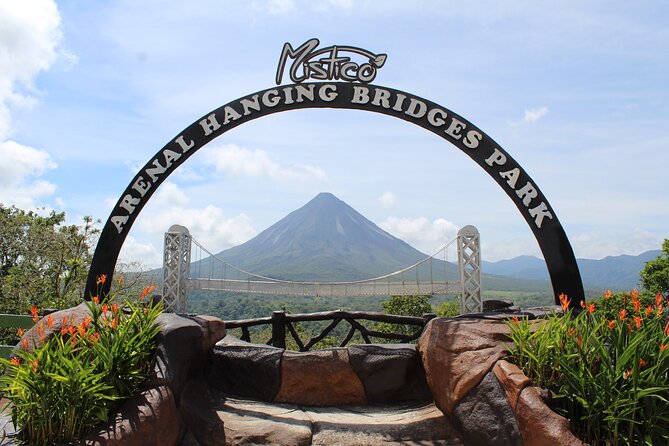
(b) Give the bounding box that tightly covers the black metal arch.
[85,82,583,307]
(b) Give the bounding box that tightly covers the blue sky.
[1,0,667,269]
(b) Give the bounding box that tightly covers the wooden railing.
[224,310,436,351]
[0,314,35,358]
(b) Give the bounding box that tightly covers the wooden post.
[271,310,286,349]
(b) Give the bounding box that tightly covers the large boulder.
[80,385,184,446]
[347,343,432,403]
[205,336,283,401]
[274,348,366,406]
[492,359,532,411]
[515,386,586,446]
[452,371,522,446]
[417,318,510,414]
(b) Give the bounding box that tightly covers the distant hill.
[482,250,661,291]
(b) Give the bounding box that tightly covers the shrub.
[0,284,162,446]
[506,291,669,445]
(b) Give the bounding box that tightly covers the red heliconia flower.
[608,320,616,330]
[30,359,39,372]
[512,316,519,325]
[92,296,100,304]
[96,274,107,285]
[619,309,627,321]
[101,303,109,314]
[633,299,641,313]
[10,357,20,366]
[657,293,664,307]
[633,316,643,330]
[110,316,119,330]
[21,338,29,349]
[646,305,654,317]
[588,303,595,314]
[623,369,632,379]
[61,316,68,326]
[17,327,24,337]
[46,314,54,328]
[658,304,665,316]
[559,293,571,311]
[604,290,613,300]
[639,358,648,369]
[665,320,669,337]
[577,335,582,347]
[111,303,119,314]
[30,305,39,323]
[82,317,92,331]
[661,343,667,353]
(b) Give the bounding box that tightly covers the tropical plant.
[641,239,669,295]
[0,281,162,446]
[506,291,669,445]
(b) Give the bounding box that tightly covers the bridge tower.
[162,224,191,312]
[457,225,482,314]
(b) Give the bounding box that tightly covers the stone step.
[180,377,464,446]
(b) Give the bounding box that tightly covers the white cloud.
[0,140,57,208]
[379,191,397,208]
[570,229,664,260]
[380,216,460,254]
[204,144,327,183]
[0,1,63,209]
[520,106,549,124]
[122,182,257,267]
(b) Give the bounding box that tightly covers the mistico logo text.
[276,38,387,85]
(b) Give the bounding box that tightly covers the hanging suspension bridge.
[162,225,482,314]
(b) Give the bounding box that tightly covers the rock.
[452,371,522,446]
[0,398,21,446]
[347,343,432,403]
[188,315,226,350]
[181,377,312,446]
[482,300,515,312]
[417,318,510,415]
[14,302,91,354]
[80,385,184,446]
[205,336,283,401]
[274,348,366,406]
[493,359,532,411]
[515,386,586,446]
[307,403,463,446]
[179,431,203,446]
[152,314,206,402]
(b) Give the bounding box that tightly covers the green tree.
[377,294,432,339]
[640,239,669,295]
[0,205,99,314]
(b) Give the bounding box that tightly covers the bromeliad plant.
[507,291,669,445]
[0,278,162,446]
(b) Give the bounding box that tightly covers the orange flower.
[77,324,86,338]
[639,358,647,368]
[608,320,616,330]
[512,316,519,325]
[36,323,44,337]
[633,299,641,313]
[111,303,119,314]
[658,304,665,316]
[588,303,595,314]
[559,293,571,311]
[665,320,669,336]
[30,305,39,323]
[646,305,654,317]
[10,357,20,366]
[576,335,582,347]
[92,296,99,304]
[82,317,92,331]
[117,275,124,285]
[631,288,640,300]
[661,344,667,353]
[604,290,613,300]
[21,338,29,349]
[110,316,119,330]
[70,335,77,346]
[633,316,642,330]
[17,327,24,337]
[96,274,107,285]
[580,300,586,309]
[656,293,663,307]
[568,327,576,337]
[88,332,100,344]
[623,369,632,379]
[61,316,68,326]
[46,314,54,328]
[619,309,627,321]
[30,359,39,372]
[102,303,109,314]
[60,325,68,336]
